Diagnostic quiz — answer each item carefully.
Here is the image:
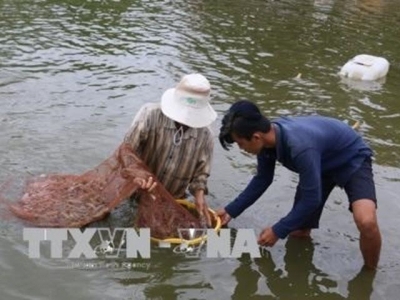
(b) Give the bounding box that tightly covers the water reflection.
[339,77,387,93]
[117,249,212,300]
[233,237,376,299]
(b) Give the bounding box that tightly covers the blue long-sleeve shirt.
[225,116,372,239]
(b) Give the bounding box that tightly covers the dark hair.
[219,100,271,150]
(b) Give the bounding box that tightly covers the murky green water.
[1,0,400,299]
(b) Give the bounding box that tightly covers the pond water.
[1,0,400,299]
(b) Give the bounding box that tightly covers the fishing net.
[6,142,202,239]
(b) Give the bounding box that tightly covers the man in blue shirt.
[217,100,381,269]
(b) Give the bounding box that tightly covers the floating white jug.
[339,54,389,81]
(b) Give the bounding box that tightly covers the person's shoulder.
[140,102,161,113]
[130,102,162,127]
[136,102,162,118]
[192,126,214,145]
[198,126,214,138]
[275,115,342,126]
[302,115,353,129]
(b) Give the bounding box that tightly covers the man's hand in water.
[194,189,212,227]
[216,208,232,226]
[134,177,157,192]
[258,227,279,247]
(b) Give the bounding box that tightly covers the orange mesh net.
[6,143,201,239]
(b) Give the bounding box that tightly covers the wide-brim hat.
[161,74,217,128]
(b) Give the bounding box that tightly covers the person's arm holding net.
[122,104,158,185]
[188,134,214,227]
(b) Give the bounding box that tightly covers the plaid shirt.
[124,103,214,198]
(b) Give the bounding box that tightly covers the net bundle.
[8,143,202,239]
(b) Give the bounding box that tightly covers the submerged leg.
[352,199,381,269]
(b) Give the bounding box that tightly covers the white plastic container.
[339,54,389,81]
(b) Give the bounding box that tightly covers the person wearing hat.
[124,73,217,225]
[217,100,381,269]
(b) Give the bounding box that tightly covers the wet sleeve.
[189,133,214,195]
[225,152,276,218]
[272,149,322,238]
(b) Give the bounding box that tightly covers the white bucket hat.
[161,74,217,128]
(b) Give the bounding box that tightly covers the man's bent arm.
[272,149,322,238]
[225,151,276,218]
